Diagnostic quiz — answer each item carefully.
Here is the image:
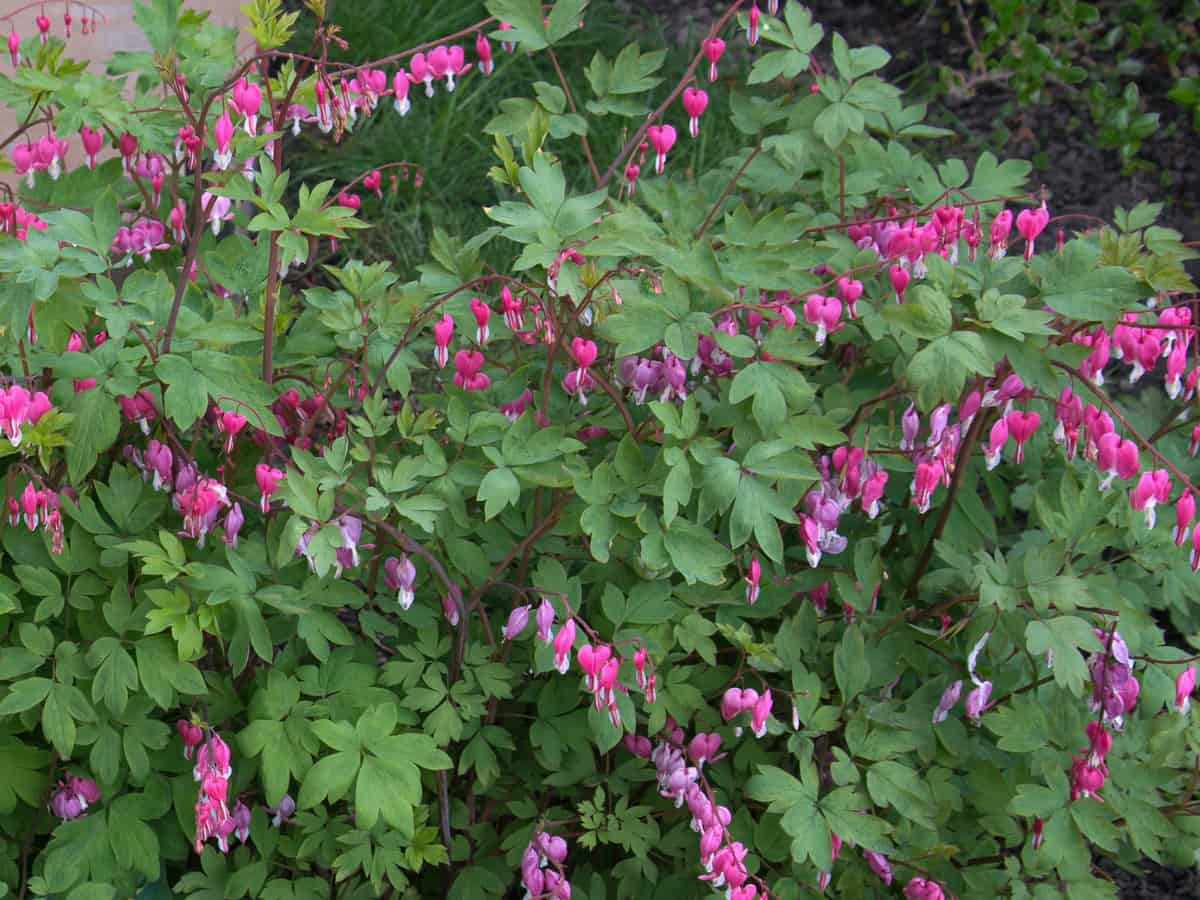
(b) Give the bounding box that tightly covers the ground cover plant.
[1,0,1200,898]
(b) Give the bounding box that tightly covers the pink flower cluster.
[10,129,69,186]
[180,723,249,854]
[1109,307,1194,387]
[174,471,232,546]
[520,831,572,899]
[904,876,948,899]
[577,643,623,728]
[303,38,501,136]
[646,726,760,899]
[0,384,52,447]
[618,352,690,405]
[9,481,65,554]
[296,513,362,576]
[49,775,101,820]
[266,387,348,451]
[63,329,105,392]
[111,217,170,262]
[0,199,48,239]
[720,687,772,738]
[797,445,889,569]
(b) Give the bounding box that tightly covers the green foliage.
[0,1,1198,899]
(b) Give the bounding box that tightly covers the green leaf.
[813,100,864,148]
[133,0,181,55]
[1009,782,1065,818]
[298,750,360,809]
[477,467,521,520]
[882,285,952,339]
[0,677,52,715]
[1036,240,1142,323]
[866,760,938,830]
[156,355,210,431]
[833,626,870,703]
[729,362,812,433]
[1025,617,1102,696]
[0,737,49,813]
[67,390,120,483]
[486,0,548,51]
[108,794,159,879]
[663,518,734,586]
[907,332,994,409]
[89,640,138,716]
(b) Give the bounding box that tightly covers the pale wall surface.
[1,0,247,188]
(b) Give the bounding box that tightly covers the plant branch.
[598,0,745,187]
[694,143,762,240]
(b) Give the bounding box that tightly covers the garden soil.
[621,0,1200,896]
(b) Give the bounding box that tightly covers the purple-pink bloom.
[502,604,531,641]
[933,680,962,724]
[864,850,893,885]
[384,555,417,609]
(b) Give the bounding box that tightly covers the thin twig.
[694,144,762,240]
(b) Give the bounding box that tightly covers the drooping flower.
[49,776,101,821]
[255,464,285,514]
[803,294,842,345]
[333,514,362,575]
[933,680,962,724]
[1130,468,1171,529]
[750,689,773,738]
[553,618,576,674]
[231,77,263,135]
[470,297,491,345]
[80,125,104,168]
[213,111,235,170]
[268,794,296,827]
[889,265,909,303]
[703,36,725,82]
[1176,666,1196,715]
[177,720,204,758]
[1005,410,1041,464]
[646,124,677,175]
[904,877,946,900]
[384,555,417,609]
[432,313,454,368]
[502,604,531,641]
[1016,204,1050,260]
[453,349,490,391]
[201,191,234,237]
[217,410,247,454]
[536,597,556,642]
[0,385,53,447]
[745,556,761,605]
[864,850,893,886]
[476,32,494,75]
[682,87,709,138]
[911,460,943,513]
[222,503,244,549]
